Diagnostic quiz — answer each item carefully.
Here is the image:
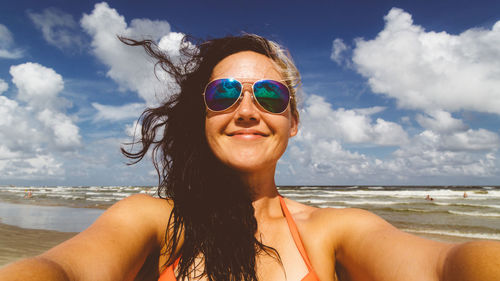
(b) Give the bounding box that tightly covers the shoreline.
[0,201,104,232]
[0,197,112,210]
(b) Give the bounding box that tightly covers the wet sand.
[0,223,77,266]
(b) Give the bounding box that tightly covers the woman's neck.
[237,164,282,220]
[240,167,279,199]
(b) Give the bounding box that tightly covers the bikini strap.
[278,196,314,271]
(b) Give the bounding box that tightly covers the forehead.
[210,51,283,80]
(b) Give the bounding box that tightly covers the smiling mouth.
[228,133,267,136]
[226,130,269,137]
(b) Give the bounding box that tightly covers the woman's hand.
[0,194,172,281]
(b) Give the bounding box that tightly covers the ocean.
[0,185,499,240]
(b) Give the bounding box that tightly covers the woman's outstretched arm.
[442,240,500,281]
[0,194,172,281]
[328,208,500,281]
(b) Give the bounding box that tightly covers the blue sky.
[1,0,499,186]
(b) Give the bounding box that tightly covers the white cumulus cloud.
[277,92,499,184]
[441,129,500,151]
[387,130,499,178]
[415,110,468,133]
[415,110,499,151]
[1,62,84,181]
[0,95,64,179]
[0,153,63,180]
[10,62,64,109]
[8,62,81,149]
[318,8,500,183]
[278,94,409,183]
[28,7,84,50]
[0,24,24,59]
[37,109,81,148]
[287,138,372,181]
[124,120,142,142]
[92,102,146,122]
[80,2,188,108]
[0,79,8,94]
[331,38,352,67]
[333,7,500,115]
[0,96,39,154]
[298,95,408,146]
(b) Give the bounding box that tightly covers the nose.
[234,86,260,122]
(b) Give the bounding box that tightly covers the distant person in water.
[425,194,434,201]
[463,192,468,198]
[1,33,500,281]
[24,190,32,199]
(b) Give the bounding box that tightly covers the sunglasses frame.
[202,78,291,114]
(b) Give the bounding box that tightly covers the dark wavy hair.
[121,34,300,281]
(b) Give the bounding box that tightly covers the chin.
[232,163,263,173]
[223,157,275,174]
[212,147,280,173]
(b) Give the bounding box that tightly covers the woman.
[1,34,499,281]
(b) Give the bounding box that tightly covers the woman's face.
[205,51,298,174]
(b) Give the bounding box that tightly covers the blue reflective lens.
[204,79,242,111]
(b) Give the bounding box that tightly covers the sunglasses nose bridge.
[240,81,254,93]
[239,82,256,100]
[235,83,260,112]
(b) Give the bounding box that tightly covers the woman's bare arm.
[326,208,499,281]
[441,240,500,281]
[0,194,172,281]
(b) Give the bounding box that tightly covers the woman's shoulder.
[115,193,173,210]
[312,206,383,223]
[98,194,174,243]
[281,200,383,261]
[311,206,393,237]
[106,194,173,222]
[285,199,391,242]
[284,197,380,226]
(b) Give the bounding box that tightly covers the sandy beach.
[0,223,77,266]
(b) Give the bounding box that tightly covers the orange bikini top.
[158,196,320,281]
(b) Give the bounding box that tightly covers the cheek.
[204,115,225,151]
[204,119,216,148]
[205,113,219,135]
[267,115,293,136]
